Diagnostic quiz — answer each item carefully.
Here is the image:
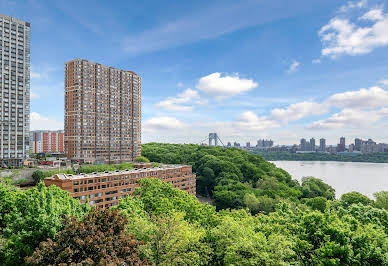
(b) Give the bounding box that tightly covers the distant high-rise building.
[30,130,64,154]
[349,144,355,152]
[256,139,274,148]
[246,142,250,148]
[0,15,31,167]
[64,59,141,164]
[337,137,346,152]
[233,142,240,147]
[355,138,362,151]
[227,142,231,147]
[319,138,326,152]
[300,138,307,151]
[310,138,316,151]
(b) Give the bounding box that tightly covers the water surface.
[271,161,388,198]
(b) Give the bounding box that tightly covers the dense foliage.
[255,151,388,163]
[25,208,147,265]
[0,183,90,265]
[0,143,387,265]
[113,178,388,265]
[142,143,334,212]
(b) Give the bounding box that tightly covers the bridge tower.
[209,133,218,146]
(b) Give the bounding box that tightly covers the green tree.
[140,213,211,266]
[209,211,295,265]
[135,156,150,163]
[301,176,336,200]
[25,208,147,265]
[374,191,388,210]
[0,183,19,230]
[304,196,327,212]
[1,183,90,265]
[340,191,373,207]
[31,170,45,185]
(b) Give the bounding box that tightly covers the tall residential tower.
[0,15,30,167]
[64,59,141,164]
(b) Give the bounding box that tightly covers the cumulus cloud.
[379,79,388,86]
[319,7,388,57]
[156,88,205,111]
[143,116,187,132]
[235,111,279,131]
[196,72,258,99]
[30,112,63,130]
[307,108,387,130]
[270,101,329,123]
[360,8,384,21]
[326,86,388,109]
[286,60,301,73]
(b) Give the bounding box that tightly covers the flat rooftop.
[46,164,192,180]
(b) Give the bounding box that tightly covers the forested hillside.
[142,143,335,212]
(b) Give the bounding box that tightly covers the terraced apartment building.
[44,163,196,208]
[64,59,141,164]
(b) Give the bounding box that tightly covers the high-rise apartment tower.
[64,59,141,164]
[0,15,30,167]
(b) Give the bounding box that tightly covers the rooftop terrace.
[46,164,192,180]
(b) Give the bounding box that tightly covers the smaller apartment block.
[30,130,64,154]
[44,164,196,208]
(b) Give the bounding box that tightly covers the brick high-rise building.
[0,15,31,167]
[30,130,64,154]
[64,59,141,164]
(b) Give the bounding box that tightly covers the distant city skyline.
[2,0,388,145]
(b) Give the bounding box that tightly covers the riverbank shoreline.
[254,151,388,164]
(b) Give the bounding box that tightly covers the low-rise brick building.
[44,164,196,208]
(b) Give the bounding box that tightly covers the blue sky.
[2,0,388,145]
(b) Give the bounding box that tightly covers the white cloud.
[196,72,258,99]
[379,79,388,86]
[339,0,368,13]
[360,8,384,21]
[30,92,40,100]
[312,59,321,64]
[326,86,388,109]
[307,108,387,130]
[156,88,205,111]
[270,101,328,123]
[235,111,279,131]
[30,71,48,80]
[143,116,187,132]
[319,7,388,57]
[30,112,63,130]
[286,60,301,73]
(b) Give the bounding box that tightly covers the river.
[271,161,388,198]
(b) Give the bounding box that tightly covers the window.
[73,181,79,185]
[73,188,79,193]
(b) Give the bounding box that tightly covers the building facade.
[64,59,141,164]
[44,164,196,208]
[0,15,30,167]
[319,138,326,152]
[30,130,64,154]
